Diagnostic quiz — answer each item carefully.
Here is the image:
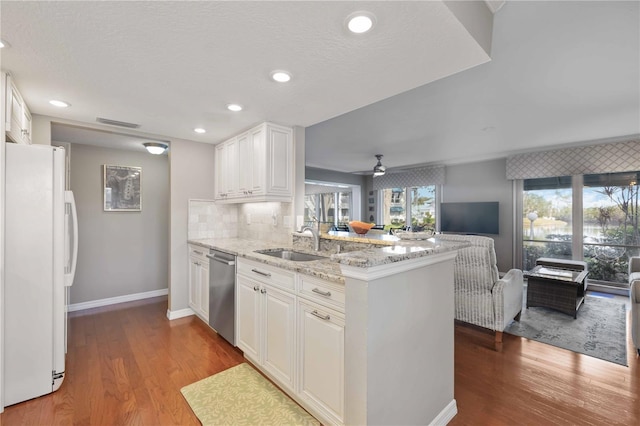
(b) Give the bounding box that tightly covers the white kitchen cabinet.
[236,259,297,392]
[188,245,209,321]
[214,137,239,199]
[4,73,32,144]
[215,122,293,203]
[297,297,345,425]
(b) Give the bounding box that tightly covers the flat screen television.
[440,202,499,235]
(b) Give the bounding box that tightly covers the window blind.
[506,139,640,180]
[372,165,445,190]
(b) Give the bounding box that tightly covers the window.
[380,186,436,230]
[304,180,359,227]
[522,172,640,287]
[522,177,573,270]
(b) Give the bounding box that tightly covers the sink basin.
[255,249,327,262]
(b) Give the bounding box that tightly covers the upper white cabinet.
[4,73,32,145]
[215,122,293,203]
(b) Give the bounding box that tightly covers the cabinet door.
[22,104,32,144]
[214,143,227,199]
[298,299,345,424]
[236,275,261,362]
[262,284,296,391]
[188,257,200,312]
[199,261,210,318]
[249,126,265,195]
[237,132,252,195]
[8,81,24,143]
[265,125,293,197]
[226,137,239,197]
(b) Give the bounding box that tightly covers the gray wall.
[169,138,217,314]
[442,158,513,272]
[68,143,169,304]
[305,166,368,221]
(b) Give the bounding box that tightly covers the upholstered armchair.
[629,257,640,356]
[436,234,524,347]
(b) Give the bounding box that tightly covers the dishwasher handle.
[206,253,236,266]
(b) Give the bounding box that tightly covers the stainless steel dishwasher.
[206,249,236,345]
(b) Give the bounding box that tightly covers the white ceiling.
[1,1,638,174]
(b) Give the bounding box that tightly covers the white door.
[262,284,296,391]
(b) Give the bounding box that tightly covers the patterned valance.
[506,139,640,180]
[372,165,445,190]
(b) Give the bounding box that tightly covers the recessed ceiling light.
[271,71,291,83]
[346,12,375,34]
[49,100,70,108]
[227,104,243,112]
[194,128,206,134]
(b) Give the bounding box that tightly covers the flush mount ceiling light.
[227,103,243,112]
[49,100,70,108]
[143,142,168,155]
[346,12,375,34]
[373,154,386,177]
[194,127,206,134]
[271,71,291,83]
[0,39,9,48]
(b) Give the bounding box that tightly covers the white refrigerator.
[4,143,78,406]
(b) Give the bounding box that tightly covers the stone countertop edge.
[188,238,345,284]
[188,237,469,282]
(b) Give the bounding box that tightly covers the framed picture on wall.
[103,164,142,211]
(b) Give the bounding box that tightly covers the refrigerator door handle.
[64,191,79,287]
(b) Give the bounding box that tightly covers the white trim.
[68,288,168,312]
[340,250,457,281]
[430,399,458,426]
[166,307,195,320]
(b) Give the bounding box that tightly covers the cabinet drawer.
[237,258,295,292]
[188,244,208,262]
[298,275,345,311]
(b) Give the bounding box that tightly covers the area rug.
[505,294,627,366]
[181,363,319,426]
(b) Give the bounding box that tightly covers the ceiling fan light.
[372,154,386,177]
[143,142,168,155]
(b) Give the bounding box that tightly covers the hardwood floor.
[1,295,639,425]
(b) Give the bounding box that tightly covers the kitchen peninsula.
[189,233,466,425]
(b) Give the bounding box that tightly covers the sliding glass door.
[521,171,639,287]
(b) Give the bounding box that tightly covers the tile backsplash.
[188,199,294,244]
[188,200,238,239]
[238,202,294,245]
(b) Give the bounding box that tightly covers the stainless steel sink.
[255,249,327,262]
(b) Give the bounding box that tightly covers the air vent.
[96,117,140,129]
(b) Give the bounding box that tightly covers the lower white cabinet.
[188,245,209,321]
[297,298,345,425]
[236,270,296,392]
[235,258,345,425]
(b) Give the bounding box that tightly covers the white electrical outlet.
[283,216,292,228]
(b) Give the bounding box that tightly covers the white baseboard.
[167,307,195,320]
[68,288,169,312]
[430,399,458,426]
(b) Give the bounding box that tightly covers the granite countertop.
[189,238,345,284]
[189,235,468,284]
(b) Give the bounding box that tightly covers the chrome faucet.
[301,216,321,251]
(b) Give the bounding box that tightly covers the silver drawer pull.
[193,250,203,255]
[260,288,267,294]
[253,285,259,292]
[312,287,331,297]
[311,310,330,321]
[251,268,271,278]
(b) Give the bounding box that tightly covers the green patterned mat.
[181,363,319,426]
